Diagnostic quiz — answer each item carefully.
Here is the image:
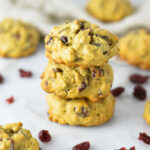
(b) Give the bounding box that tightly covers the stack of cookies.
[41,19,119,126]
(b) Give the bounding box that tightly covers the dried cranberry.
[80,22,85,30]
[6,96,14,104]
[133,85,146,100]
[0,74,4,83]
[38,130,51,142]
[74,106,89,117]
[78,81,87,93]
[129,147,135,150]
[101,36,108,41]
[139,132,150,145]
[119,147,127,150]
[73,141,90,150]
[111,87,125,97]
[130,74,149,84]
[103,51,108,55]
[60,36,68,44]
[94,43,100,47]
[52,68,63,73]
[47,37,53,45]
[12,33,20,39]
[11,140,14,150]
[19,69,32,78]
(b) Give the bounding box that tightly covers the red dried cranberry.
[60,36,68,44]
[73,141,90,150]
[130,74,149,84]
[0,74,4,83]
[139,132,150,145]
[38,130,51,142]
[111,87,125,97]
[119,147,135,150]
[129,146,135,150]
[133,85,146,100]
[19,69,32,78]
[119,147,127,150]
[78,81,88,93]
[6,96,14,104]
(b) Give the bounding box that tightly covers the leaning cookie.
[41,60,113,102]
[0,122,39,150]
[86,0,134,22]
[119,29,150,70]
[143,100,150,125]
[46,93,115,126]
[0,18,40,58]
[45,19,119,67]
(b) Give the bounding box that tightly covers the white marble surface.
[0,42,150,150]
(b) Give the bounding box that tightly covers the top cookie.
[45,19,119,67]
[0,18,40,58]
[119,29,150,70]
[86,0,134,22]
[0,122,39,150]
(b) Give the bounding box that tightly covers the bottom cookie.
[46,93,115,126]
[143,100,150,125]
[0,122,39,150]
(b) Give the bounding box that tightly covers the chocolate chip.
[47,37,53,45]
[60,36,68,44]
[78,81,88,93]
[103,51,108,55]
[74,106,89,117]
[52,68,63,73]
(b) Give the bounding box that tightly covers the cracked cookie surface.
[0,122,39,150]
[45,19,119,67]
[0,18,40,58]
[41,60,113,102]
[86,0,133,22]
[46,93,115,126]
[119,29,150,70]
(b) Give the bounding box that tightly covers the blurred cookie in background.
[0,122,39,150]
[119,29,150,70]
[0,18,40,58]
[86,0,134,22]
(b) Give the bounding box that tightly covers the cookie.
[41,60,113,102]
[0,122,39,150]
[46,93,115,126]
[0,18,40,58]
[143,100,150,125]
[119,29,150,70]
[86,0,134,22]
[45,19,119,67]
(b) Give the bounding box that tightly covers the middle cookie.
[41,60,113,102]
